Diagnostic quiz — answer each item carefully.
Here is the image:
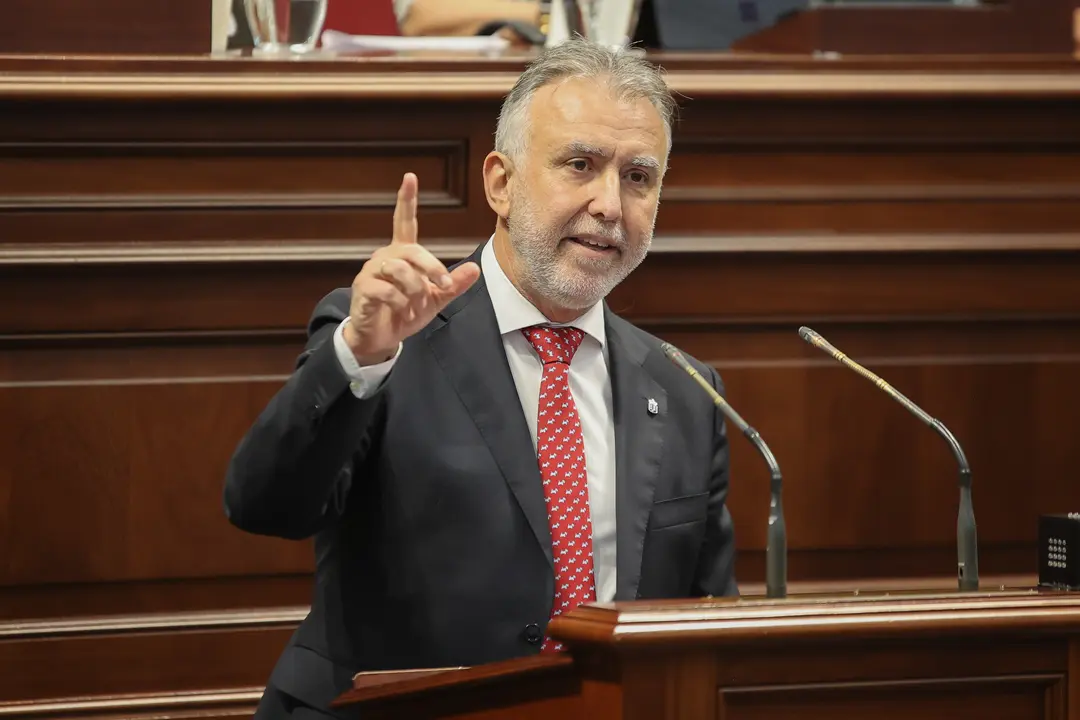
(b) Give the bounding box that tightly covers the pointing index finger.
[392,172,419,245]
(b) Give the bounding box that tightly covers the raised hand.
[342,173,481,365]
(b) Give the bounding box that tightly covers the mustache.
[563,221,627,246]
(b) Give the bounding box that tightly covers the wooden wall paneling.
[1069,639,1080,720]
[0,99,486,248]
[662,96,1080,235]
[730,0,1080,55]
[0,689,261,719]
[715,635,1070,720]
[1,55,1079,709]
[0,609,302,715]
[0,576,314,620]
[0,334,312,587]
[0,263,342,617]
[3,250,1078,608]
[1,1,209,55]
[609,249,1080,582]
[0,85,502,626]
[0,60,1078,606]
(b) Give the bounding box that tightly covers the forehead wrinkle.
[531,78,667,170]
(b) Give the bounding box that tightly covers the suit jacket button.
[523,623,542,644]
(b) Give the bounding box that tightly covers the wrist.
[342,322,396,367]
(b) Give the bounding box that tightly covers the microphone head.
[661,341,709,385]
[797,326,816,343]
[660,342,683,363]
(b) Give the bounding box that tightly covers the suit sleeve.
[222,288,385,540]
[690,365,740,597]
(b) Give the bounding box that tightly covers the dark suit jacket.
[644,0,808,50]
[224,244,738,717]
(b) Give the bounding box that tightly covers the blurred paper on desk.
[321,30,510,53]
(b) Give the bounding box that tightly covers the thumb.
[434,262,481,309]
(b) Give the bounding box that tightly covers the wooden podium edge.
[330,654,575,708]
[551,586,1080,647]
[329,585,1080,710]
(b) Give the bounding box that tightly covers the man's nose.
[587,170,623,223]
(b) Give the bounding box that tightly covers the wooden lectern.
[334,588,1080,719]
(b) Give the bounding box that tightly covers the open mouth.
[566,236,617,253]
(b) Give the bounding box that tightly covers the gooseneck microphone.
[797,326,979,592]
[661,342,787,599]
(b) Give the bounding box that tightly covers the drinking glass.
[244,0,328,55]
[550,0,645,49]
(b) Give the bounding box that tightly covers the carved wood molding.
[0,607,308,640]
[0,140,469,211]
[1,234,1077,266]
[559,591,1080,645]
[0,687,263,718]
[0,239,481,265]
[2,70,1080,100]
[660,184,1080,204]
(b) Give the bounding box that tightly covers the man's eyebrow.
[564,142,661,171]
[565,141,608,158]
[629,156,661,171]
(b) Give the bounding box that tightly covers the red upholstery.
[324,0,399,35]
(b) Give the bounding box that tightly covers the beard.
[505,187,653,312]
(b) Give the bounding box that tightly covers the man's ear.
[483,151,513,220]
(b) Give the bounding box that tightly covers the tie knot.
[522,325,585,365]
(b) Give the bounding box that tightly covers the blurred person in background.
[394,0,546,41]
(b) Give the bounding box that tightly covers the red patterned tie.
[522,325,597,653]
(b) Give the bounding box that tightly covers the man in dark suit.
[641,0,809,49]
[224,37,738,719]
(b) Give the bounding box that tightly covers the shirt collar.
[480,237,607,347]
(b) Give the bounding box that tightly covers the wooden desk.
[336,589,1080,720]
[1,52,1079,717]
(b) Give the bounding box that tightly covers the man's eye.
[568,159,589,171]
[628,170,649,184]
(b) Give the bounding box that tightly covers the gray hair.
[494,39,676,166]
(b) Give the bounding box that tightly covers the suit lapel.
[421,250,668,590]
[424,257,554,570]
[606,310,667,601]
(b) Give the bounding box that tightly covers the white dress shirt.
[332,239,618,602]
